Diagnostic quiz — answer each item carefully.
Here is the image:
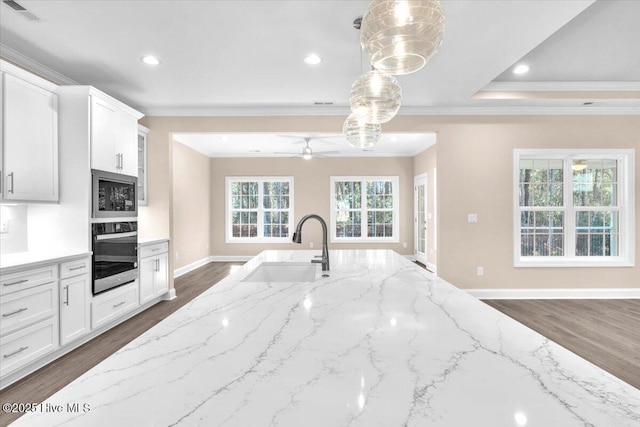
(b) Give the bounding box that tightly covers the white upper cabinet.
[90,96,118,173]
[117,110,138,176]
[1,62,59,202]
[90,94,140,176]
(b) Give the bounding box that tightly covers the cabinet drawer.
[1,265,58,296]
[60,257,91,280]
[92,281,139,329]
[0,317,59,378]
[139,242,168,258]
[0,282,57,336]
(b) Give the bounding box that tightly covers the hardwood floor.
[1,262,638,425]
[0,262,243,427]
[484,299,640,390]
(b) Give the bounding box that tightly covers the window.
[226,177,293,243]
[330,176,399,242]
[514,149,634,267]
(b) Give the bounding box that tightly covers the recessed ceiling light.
[141,55,160,66]
[304,54,322,65]
[513,64,530,75]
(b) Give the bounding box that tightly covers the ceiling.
[172,133,436,158]
[1,0,638,157]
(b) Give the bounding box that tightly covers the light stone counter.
[12,250,640,426]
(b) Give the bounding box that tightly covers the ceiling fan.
[276,137,340,160]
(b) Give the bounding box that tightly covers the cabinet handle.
[2,307,28,317]
[120,153,124,170]
[7,172,14,194]
[3,346,29,359]
[156,259,159,272]
[115,153,120,169]
[64,285,70,306]
[69,265,85,271]
[113,301,126,308]
[3,279,28,287]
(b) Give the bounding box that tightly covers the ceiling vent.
[3,0,41,21]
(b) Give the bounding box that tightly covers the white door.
[139,257,155,304]
[60,275,90,346]
[414,174,428,265]
[153,253,169,296]
[117,111,138,177]
[4,74,59,201]
[90,96,118,173]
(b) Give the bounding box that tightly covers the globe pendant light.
[360,0,445,75]
[343,113,381,149]
[350,70,402,124]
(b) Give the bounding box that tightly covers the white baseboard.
[466,288,640,300]
[162,288,177,300]
[426,262,437,274]
[173,256,215,278]
[173,256,252,278]
[403,254,416,262]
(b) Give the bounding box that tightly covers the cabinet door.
[90,96,118,173]
[60,274,90,346]
[139,257,155,304]
[3,74,59,201]
[117,111,138,177]
[153,253,169,296]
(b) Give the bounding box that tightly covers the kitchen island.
[11,250,640,426]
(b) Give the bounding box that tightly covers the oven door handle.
[95,232,138,241]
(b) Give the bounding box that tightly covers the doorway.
[414,174,428,265]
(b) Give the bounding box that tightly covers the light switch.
[468,213,478,223]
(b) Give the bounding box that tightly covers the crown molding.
[482,81,640,92]
[142,105,640,117]
[0,43,78,85]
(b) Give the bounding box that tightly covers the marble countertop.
[13,250,640,426]
[137,237,169,246]
[0,251,91,272]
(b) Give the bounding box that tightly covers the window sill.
[226,238,293,244]
[515,257,635,268]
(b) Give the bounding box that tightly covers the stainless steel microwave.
[92,169,137,218]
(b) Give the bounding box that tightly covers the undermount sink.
[242,262,318,283]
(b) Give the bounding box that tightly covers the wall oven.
[92,169,137,218]
[92,221,138,295]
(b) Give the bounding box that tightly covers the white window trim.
[513,149,635,267]
[225,176,294,244]
[330,176,400,243]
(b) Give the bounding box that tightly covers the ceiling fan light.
[343,113,381,149]
[350,70,402,124]
[360,0,445,75]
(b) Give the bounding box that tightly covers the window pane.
[575,211,619,257]
[519,159,563,207]
[573,159,618,207]
[336,212,361,238]
[520,210,563,256]
[335,181,361,209]
[367,211,393,237]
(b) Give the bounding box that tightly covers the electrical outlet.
[468,213,478,223]
[403,242,407,248]
[477,266,484,276]
[309,242,314,249]
[175,252,179,260]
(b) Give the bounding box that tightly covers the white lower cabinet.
[139,241,169,304]
[0,313,59,378]
[59,274,90,346]
[91,281,139,329]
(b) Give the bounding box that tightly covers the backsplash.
[0,205,28,255]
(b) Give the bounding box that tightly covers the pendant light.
[343,113,381,149]
[349,69,402,124]
[360,0,445,75]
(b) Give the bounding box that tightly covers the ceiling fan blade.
[274,151,301,155]
[316,150,341,155]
